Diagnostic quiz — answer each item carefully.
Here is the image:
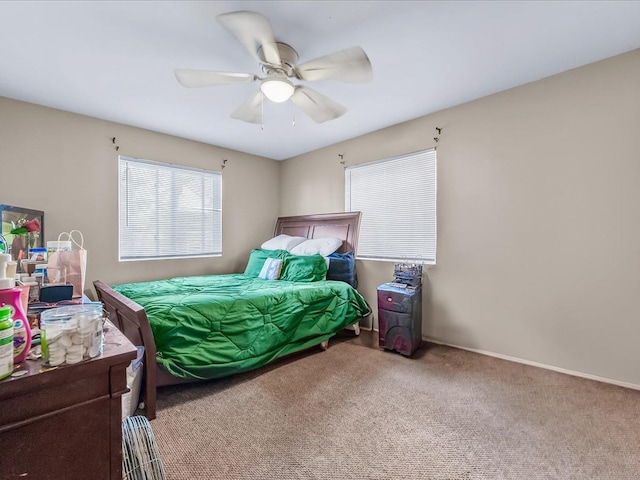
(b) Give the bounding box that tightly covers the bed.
[94,212,370,420]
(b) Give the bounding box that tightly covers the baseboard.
[424,337,640,391]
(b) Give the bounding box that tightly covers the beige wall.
[280,49,640,387]
[0,97,280,288]
[2,48,638,387]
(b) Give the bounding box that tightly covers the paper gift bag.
[48,230,87,298]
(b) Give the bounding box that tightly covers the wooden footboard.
[93,280,158,420]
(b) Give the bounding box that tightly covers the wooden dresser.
[0,322,137,480]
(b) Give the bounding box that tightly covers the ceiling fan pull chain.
[292,100,296,127]
[261,94,264,131]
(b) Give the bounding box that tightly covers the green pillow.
[281,254,328,282]
[244,249,289,277]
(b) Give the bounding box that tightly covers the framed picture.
[0,204,45,262]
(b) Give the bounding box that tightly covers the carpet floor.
[149,331,640,479]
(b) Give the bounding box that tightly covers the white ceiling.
[1,1,639,160]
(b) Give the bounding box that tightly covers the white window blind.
[118,156,222,261]
[345,148,436,264]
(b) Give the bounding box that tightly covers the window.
[118,156,222,261]
[345,148,436,264]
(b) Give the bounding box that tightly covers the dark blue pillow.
[326,251,358,288]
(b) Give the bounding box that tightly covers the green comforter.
[113,274,370,380]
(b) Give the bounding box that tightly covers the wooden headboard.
[274,211,361,254]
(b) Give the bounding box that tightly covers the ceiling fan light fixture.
[178,11,373,124]
[260,78,294,103]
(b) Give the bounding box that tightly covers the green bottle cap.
[0,305,14,321]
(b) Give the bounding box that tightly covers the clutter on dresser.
[0,253,32,371]
[5,232,88,303]
[1,222,96,379]
[0,206,81,302]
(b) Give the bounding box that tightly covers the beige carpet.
[150,331,640,479]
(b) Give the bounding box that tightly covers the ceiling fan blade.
[174,69,256,88]
[291,86,347,123]
[294,46,373,83]
[230,90,264,124]
[216,11,281,66]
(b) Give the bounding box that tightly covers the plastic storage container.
[122,346,145,419]
[40,304,104,366]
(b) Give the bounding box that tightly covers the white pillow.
[258,258,283,280]
[289,237,343,256]
[261,234,307,251]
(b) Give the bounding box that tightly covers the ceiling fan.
[174,10,373,124]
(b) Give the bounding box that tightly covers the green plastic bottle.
[0,305,14,380]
